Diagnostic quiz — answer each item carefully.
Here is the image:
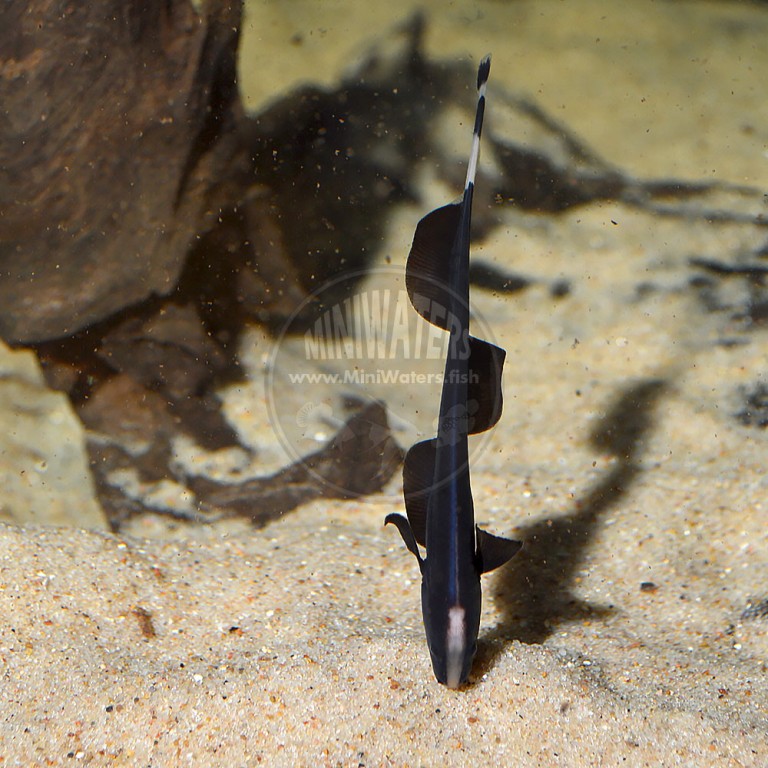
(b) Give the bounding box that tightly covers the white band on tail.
[463,54,491,191]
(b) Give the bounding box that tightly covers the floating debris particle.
[741,598,768,621]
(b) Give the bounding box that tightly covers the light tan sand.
[0,512,764,765]
[1,0,767,765]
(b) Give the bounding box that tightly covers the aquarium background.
[0,1,766,763]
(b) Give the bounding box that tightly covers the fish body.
[386,56,522,688]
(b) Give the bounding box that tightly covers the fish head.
[421,573,481,689]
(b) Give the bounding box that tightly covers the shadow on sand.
[474,377,669,678]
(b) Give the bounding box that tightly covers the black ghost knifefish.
[385,55,522,689]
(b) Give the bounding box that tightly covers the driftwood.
[0,1,251,344]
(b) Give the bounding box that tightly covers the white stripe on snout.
[445,606,466,689]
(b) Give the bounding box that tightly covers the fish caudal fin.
[465,54,490,191]
[405,55,490,327]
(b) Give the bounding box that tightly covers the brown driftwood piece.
[0,0,244,344]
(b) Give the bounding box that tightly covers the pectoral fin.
[385,513,424,571]
[476,526,522,574]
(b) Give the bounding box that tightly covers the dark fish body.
[386,56,522,688]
